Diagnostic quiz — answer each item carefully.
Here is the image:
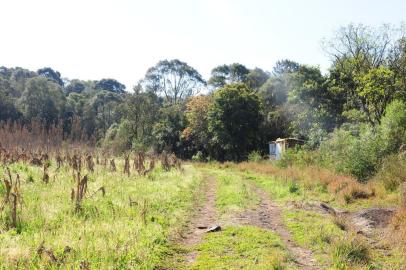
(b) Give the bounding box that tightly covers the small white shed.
[269,138,304,160]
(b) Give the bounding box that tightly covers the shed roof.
[270,137,305,143]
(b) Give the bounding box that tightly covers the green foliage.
[355,66,398,125]
[375,154,406,191]
[288,181,300,194]
[153,103,186,155]
[18,77,66,126]
[208,83,262,161]
[379,100,406,154]
[141,59,206,104]
[102,121,134,154]
[208,63,250,89]
[317,126,381,181]
[248,150,262,162]
[191,151,205,162]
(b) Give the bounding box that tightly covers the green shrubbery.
[248,150,262,162]
[374,154,406,191]
[290,100,406,184]
[318,125,381,182]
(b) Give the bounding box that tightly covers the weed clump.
[332,236,370,269]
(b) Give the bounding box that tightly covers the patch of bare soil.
[289,201,396,234]
[178,176,218,265]
[234,186,320,270]
[351,208,395,230]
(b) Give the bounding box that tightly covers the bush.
[374,154,406,191]
[318,126,380,182]
[288,181,300,194]
[102,121,132,154]
[192,151,205,162]
[379,100,406,155]
[276,146,318,169]
[248,150,262,162]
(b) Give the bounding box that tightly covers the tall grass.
[235,162,376,206]
[0,160,202,269]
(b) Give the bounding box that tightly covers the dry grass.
[235,162,375,205]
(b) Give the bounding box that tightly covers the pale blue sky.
[0,0,405,89]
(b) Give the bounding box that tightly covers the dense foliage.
[1,23,405,181]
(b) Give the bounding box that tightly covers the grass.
[2,159,405,269]
[332,236,370,270]
[205,168,260,216]
[191,226,293,270]
[283,210,344,267]
[233,162,398,211]
[0,161,203,269]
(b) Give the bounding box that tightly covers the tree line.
[1,24,405,163]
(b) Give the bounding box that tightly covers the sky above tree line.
[0,0,405,89]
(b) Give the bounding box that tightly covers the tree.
[153,103,186,155]
[324,24,406,125]
[95,79,126,94]
[65,80,86,94]
[18,77,66,126]
[246,68,269,90]
[38,67,64,86]
[87,91,123,138]
[379,100,406,154]
[208,83,262,161]
[208,63,250,88]
[272,59,300,76]
[355,66,399,125]
[288,65,342,140]
[181,95,213,157]
[120,91,160,150]
[141,59,205,104]
[0,90,21,121]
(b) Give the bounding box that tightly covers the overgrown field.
[0,152,202,269]
[1,152,405,269]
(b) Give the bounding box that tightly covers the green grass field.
[0,160,405,269]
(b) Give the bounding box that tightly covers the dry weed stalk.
[86,154,94,172]
[42,164,50,184]
[110,159,116,172]
[71,170,88,212]
[37,241,73,265]
[143,158,155,175]
[401,182,406,209]
[134,152,145,175]
[161,152,170,171]
[124,154,130,176]
[56,153,63,170]
[1,168,23,229]
[140,199,148,225]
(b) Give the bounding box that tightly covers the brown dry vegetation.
[234,162,376,205]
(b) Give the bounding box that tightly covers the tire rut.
[178,175,217,265]
[251,186,320,270]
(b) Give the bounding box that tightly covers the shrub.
[288,181,300,194]
[374,154,406,191]
[379,100,406,155]
[318,126,381,182]
[192,151,205,162]
[247,150,262,162]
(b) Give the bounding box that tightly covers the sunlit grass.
[0,162,203,269]
[191,226,293,270]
